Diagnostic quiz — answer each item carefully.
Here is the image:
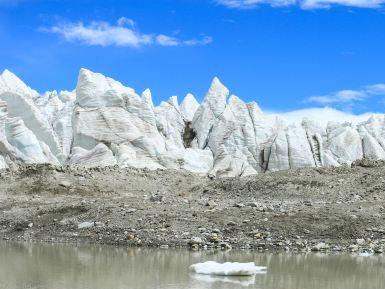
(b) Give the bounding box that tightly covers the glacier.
[0,68,384,177]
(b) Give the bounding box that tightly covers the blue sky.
[1,0,385,116]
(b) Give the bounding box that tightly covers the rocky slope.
[1,161,385,253]
[1,68,385,177]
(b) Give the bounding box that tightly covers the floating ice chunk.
[189,261,266,276]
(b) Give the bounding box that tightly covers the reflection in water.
[0,241,384,289]
[191,273,257,287]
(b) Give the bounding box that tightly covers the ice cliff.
[0,68,384,177]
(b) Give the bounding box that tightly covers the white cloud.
[215,0,385,9]
[265,82,385,127]
[43,18,212,48]
[272,83,385,126]
[116,17,135,28]
[215,0,295,8]
[365,84,385,95]
[306,95,336,105]
[183,36,213,46]
[156,34,180,46]
[155,34,213,46]
[336,90,367,101]
[46,21,152,47]
[305,84,385,106]
[301,0,385,8]
[267,107,379,127]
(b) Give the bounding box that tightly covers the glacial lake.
[0,241,384,289]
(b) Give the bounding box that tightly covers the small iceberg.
[189,261,267,276]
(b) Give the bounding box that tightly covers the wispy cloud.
[215,0,295,8]
[183,36,213,46]
[267,107,379,126]
[305,84,385,107]
[155,34,180,46]
[42,18,212,48]
[215,0,385,9]
[365,83,385,95]
[306,90,367,105]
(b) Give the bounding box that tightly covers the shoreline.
[0,238,382,256]
[0,237,383,255]
[1,161,385,254]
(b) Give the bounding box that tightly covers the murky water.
[0,241,384,289]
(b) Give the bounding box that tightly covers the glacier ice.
[69,143,117,167]
[189,261,267,276]
[0,68,384,177]
[180,93,199,122]
[0,69,39,98]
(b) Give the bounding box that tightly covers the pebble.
[356,238,365,245]
[58,180,71,188]
[220,242,232,250]
[189,236,204,245]
[349,244,359,252]
[234,203,245,208]
[78,222,94,229]
[150,192,164,202]
[247,202,259,208]
[311,242,329,251]
[374,247,383,254]
[304,200,313,207]
[205,200,217,207]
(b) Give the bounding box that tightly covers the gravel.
[0,161,385,253]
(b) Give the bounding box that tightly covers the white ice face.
[0,68,384,176]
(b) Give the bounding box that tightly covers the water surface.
[0,241,384,289]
